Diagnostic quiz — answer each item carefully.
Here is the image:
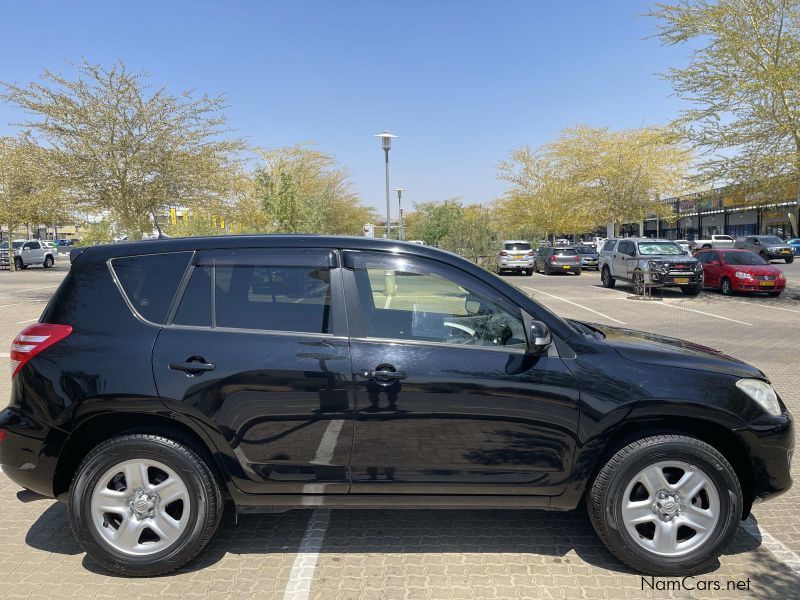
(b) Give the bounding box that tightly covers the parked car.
[55,239,74,246]
[406,240,426,245]
[573,245,599,270]
[534,246,581,275]
[497,240,534,275]
[688,234,735,251]
[786,238,800,256]
[0,239,56,270]
[1,236,793,577]
[696,249,786,296]
[599,238,703,295]
[734,235,794,263]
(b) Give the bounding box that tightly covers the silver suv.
[1,239,57,270]
[598,238,703,295]
[497,240,534,275]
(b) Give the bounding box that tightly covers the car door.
[152,247,354,494]
[341,250,580,496]
[613,241,632,278]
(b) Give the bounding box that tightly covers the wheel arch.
[588,416,754,519]
[53,411,233,500]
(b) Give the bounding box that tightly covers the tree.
[254,143,375,235]
[2,61,242,239]
[405,199,497,263]
[650,0,800,200]
[0,136,59,270]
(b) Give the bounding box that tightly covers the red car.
[696,249,786,296]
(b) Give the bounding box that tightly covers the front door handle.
[169,358,216,375]
[360,368,407,380]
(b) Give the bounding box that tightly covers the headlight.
[648,259,662,270]
[736,379,782,416]
[735,271,753,279]
[777,271,785,280]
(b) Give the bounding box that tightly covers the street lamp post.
[375,131,397,238]
[395,188,405,241]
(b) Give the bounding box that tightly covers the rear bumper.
[499,260,533,270]
[0,407,63,498]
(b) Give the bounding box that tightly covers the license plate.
[562,265,570,269]
[512,254,524,259]
[674,277,689,284]
[759,281,776,287]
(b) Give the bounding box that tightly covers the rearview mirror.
[528,320,551,355]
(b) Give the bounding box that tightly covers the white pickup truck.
[689,234,736,250]
[1,239,57,270]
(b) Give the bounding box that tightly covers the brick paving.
[1,261,800,598]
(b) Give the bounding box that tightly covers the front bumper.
[580,259,599,269]
[650,271,703,287]
[733,280,786,293]
[734,410,794,504]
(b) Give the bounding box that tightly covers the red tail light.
[499,251,508,256]
[550,255,558,262]
[10,323,72,378]
[526,251,534,257]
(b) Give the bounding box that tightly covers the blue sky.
[0,0,690,211]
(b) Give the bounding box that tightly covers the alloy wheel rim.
[620,460,720,557]
[90,459,191,556]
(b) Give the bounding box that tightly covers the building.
[620,185,799,240]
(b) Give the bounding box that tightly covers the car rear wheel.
[720,278,733,296]
[786,256,794,264]
[601,266,616,288]
[587,434,742,575]
[68,434,223,577]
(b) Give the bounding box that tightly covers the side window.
[349,253,526,349]
[111,252,193,324]
[695,252,708,264]
[603,240,616,252]
[173,249,333,334]
[29,241,41,250]
[22,243,32,250]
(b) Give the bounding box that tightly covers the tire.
[786,256,793,264]
[720,278,733,296]
[68,434,223,577]
[681,285,701,296]
[587,434,742,576]
[525,269,533,276]
[14,257,24,270]
[44,255,54,268]
[760,252,770,262]
[601,266,616,288]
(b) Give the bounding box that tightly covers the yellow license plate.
[759,281,776,287]
[512,254,524,259]
[562,265,570,269]
[674,277,689,284]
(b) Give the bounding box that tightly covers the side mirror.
[528,320,552,355]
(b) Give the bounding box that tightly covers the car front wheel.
[601,266,615,288]
[786,256,794,264]
[588,434,742,575]
[68,433,223,577]
[721,278,733,296]
[44,255,54,268]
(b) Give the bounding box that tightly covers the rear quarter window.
[111,252,192,324]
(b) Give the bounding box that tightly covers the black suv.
[1,236,793,576]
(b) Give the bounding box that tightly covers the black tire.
[68,434,224,577]
[720,278,733,296]
[587,434,742,576]
[14,257,24,270]
[601,266,615,288]
[681,285,701,296]
[44,255,54,268]
[525,269,533,276]
[786,256,794,264]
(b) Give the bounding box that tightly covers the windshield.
[758,236,784,245]
[722,251,767,265]
[637,241,683,255]
[574,246,596,254]
[504,242,531,251]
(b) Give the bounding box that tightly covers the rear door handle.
[169,360,216,374]
[360,369,407,380]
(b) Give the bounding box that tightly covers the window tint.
[503,242,531,251]
[602,240,617,252]
[617,241,633,256]
[112,252,192,324]
[721,251,767,265]
[351,254,525,349]
[29,241,40,249]
[173,249,333,334]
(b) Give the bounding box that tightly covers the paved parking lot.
[0,259,799,599]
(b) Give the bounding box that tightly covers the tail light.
[526,251,534,257]
[550,255,558,263]
[499,251,508,256]
[10,323,72,378]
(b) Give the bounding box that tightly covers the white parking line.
[524,286,626,325]
[0,285,59,295]
[283,509,331,600]
[658,301,753,326]
[310,420,344,465]
[16,317,38,324]
[728,299,800,315]
[742,515,800,575]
